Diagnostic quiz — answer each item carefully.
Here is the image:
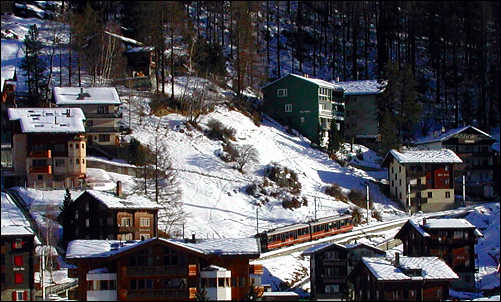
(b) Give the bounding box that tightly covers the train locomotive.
[256,214,354,252]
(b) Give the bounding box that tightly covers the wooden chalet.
[395,218,483,290]
[348,253,458,301]
[62,184,160,247]
[65,237,262,301]
[302,242,385,300]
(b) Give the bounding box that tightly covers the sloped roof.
[302,241,385,256]
[78,190,161,210]
[1,192,34,236]
[382,149,462,167]
[66,237,260,259]
[261,73,343,90]
[336,80,386,95]
[423,218,476,229]
[414,125,494,145]
[8,107,86,133]
[53,87,121,105]
[104,31,144,46]
[362,256,459,281]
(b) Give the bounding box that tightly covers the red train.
[257,214,354,252]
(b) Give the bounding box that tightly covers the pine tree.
[379,109,400,154]
[328,119,343,157]
[57,188,73,247]
[20,24,47,106]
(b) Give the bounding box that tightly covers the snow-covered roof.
[104,31,144,46]
[66,237,260,259]
[53,87,121,105]
[408,219,430,237]
[384,149,463,165]
[202,265,227,271]
[8,107,86,133]
[336,80,386,95]
[302,241,385,256]
[261,292,299,297]
[1,65,16,92]
[362,256,459,281]
[1,192,34,236]
[79,190,161,210]
[414,125,494,145]
[125,46,155,53]
[35,245,58,257]
[261,73,344,90]
[423,218,476,229]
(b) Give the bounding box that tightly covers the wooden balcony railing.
[249,264,263,275]
[29,150,52,158]
[127,265,187,276]
[127,288,187,299]
[30,165,52,174]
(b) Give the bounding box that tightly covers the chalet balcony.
[127,288,187,299]
[84,112,123,119]
[29,150,52,158]
[322,259,346,265]
[127,265,187,277]
[249,264,263,275]
[30,165,52,174]
[118,226,135,233]
[86,126,121,133]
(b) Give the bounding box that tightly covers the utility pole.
[41,247,45,300]
[314,196,317,220]
[463,175,466,206]
[366,185,370,224]
[256,207,259,234]
[408,183,411,216]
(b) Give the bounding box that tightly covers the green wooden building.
[262,73,345,145]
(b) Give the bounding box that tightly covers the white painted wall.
[87,290,117,301]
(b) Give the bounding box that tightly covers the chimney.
[304,74,308,78]
[336,76,340,82]
[116,181,122,197]
[66,108,71,117]
[441,126,446,133]
[394,252,400,267]
[192,233,196,243]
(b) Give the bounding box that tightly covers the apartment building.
[52,87,122,146]
[7,107,87,188]
[381,148,463,212]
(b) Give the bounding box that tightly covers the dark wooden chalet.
[62,184,160,247]
[348,253,458,301]
[65,237,262,301]
[302,242,385,300]
[395,218,483,290]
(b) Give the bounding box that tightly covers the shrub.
[325,184,348,202]
[282,196,302,210]
[371,208,382,221]
[207,119,236,142]
[266,163,301,194]
[356,148,364,160]
[351,206,363,226]
[348,189,367,208]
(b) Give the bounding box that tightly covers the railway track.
[257,203,485,260]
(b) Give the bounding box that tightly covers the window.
[284,104,292,112]
[146,279,153,289]
[391,180,394,187]
[99,134,110,142]
[140,217,150,227]
[300,117,305,124]
[130,279,137,290]
[98,105,109,114]
[37,175,43,180]
[15,272,24,284]
[82,159,85,164]
[75,210,79,220]
[15,291,27,301]
[69,144,73,148]
[138,279,145,289]
[82,143,85,148]
[140,234,150,240]
[218,278,225,287]
[13,239,23,249]
[445,191,451,198]
[163,247,179,265]
[325,284,340,293]
[121,217,131,227]
[85,218,90,228]
[76,158,80,165]
[428,192,433,198]
[453,231,463,239]
[55,159,65,167]
[14,255,23,266]
[32,159,47,167]
[277,88,287,97]
[87,120,93,127]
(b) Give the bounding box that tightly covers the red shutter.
[15,273,24,284]
[12,242,16,249]
[14,255,23,266]
[12,291,17,301]
[23,291,28,301]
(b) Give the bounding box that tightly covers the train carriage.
[257,214,354,252]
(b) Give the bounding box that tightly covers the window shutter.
[23,291,28,301]
[14,256,23,266]
[15,273,24,284]
[12,291,17,301]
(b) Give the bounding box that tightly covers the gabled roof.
[53,87,121,105]
[8,108,86,134]
[104,31,144,46]
[414,125,495,145]
[382,149,462,167]
[395,219,430,240]
[76,190,161,210]
[302,241,385,256]
[1,192,34,236]
[66,237,260,260]
[261,73,343,91]
[361,256,459,281]
[336,80,387,96]
[423,218,476,229]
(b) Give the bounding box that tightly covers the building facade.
[348,253,458,301]
[395,218,483,290]
[262,73,345,145]
[302,242,385,300]
[413,126,497,199]
[52,87,122,147]
[63,188,160,246]
[336,80,385,145]
[8,108,87,189]
[65,237,262,301]
[382,149,463,212]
